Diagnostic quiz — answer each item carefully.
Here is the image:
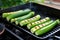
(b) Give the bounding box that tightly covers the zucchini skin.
[6,9,31,21]
[2,10,23,18]
[31,20,53,33]
[2,12,15,18]
[20,15,41,26]
[11,12,35,25]
[27,17,50,29]
[35,19,60,36]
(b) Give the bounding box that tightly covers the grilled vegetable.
[11,12,35,25]
[2,10,23,18]
[2,12,12,18]
[31,20,53,33]
[20,15,41,26]
[6,9,31,21]
[35,19,60,36]
[27,17,50,29]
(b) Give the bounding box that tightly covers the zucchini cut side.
[35,19,60,36]
[14,12,35,25]
[31,20,53,33]
[27,17,50,29]
[20,15,41,26]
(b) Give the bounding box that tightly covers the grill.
[0,3,60,40]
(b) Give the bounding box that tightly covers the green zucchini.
[35,19,60,36]
[2,12,14,18]
[31,20,53,33]
[20,15,41,26]
[11,12,35,25]
[27,17,50,29]
[2,10,23,18]
[6,9,31,21]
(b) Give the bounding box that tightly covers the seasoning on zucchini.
[31,20,53,33]
[2,10,23,18]
[35,19,60,36]
[20,15,41,26]
[27,17,50,29]
[11,12,35,25]
[6,9,31,21]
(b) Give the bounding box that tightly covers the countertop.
[35,1,60,10]
[41,3,60,10]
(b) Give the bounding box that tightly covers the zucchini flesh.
[20,15,41,26]
[27,17,50,29]
[31,20,53,33]
[35,19,60,36]
[11,12,35,24]
[6,9,31,21]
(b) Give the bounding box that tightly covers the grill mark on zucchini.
[27,17,50,29]
[35,19,60,35]
[20,15,41,26]
[31,20,53,33]
[11,12,35,25]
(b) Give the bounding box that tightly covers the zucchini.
[2,10,23,18]
[20,15,41,26]
[27,17,50,29]
[6,9,31,21]
[11,12,35,25]
[31,20,53,33]
[2,12,14,18]
[35,19,60,36]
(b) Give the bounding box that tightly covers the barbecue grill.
[0,3,60,40]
